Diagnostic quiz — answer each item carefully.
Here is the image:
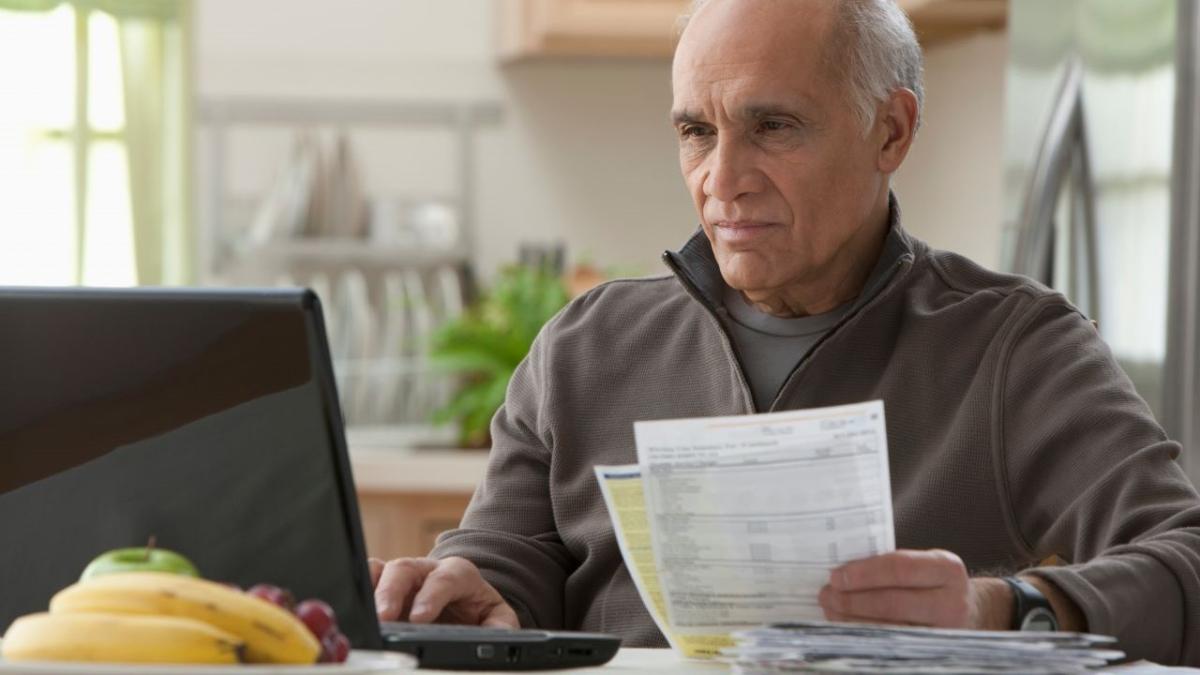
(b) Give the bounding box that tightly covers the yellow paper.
[594,465,734,659]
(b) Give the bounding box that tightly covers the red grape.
[325,632,351,663]
[247,583,295,611]
[317,642,334,664]
[296,599,337,639]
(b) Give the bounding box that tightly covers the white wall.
[893,32,1009,271]
[195,1,1007,279]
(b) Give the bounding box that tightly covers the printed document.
[594,464,734,659]
[634,400,894,632]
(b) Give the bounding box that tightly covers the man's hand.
[369,556,519,629]
[817,549,1011,629]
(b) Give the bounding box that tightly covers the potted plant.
[429,265,569,448]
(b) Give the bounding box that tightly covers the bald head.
[677,0,923,134]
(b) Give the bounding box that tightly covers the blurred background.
[1,0,1197,560]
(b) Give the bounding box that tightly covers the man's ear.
[876,88,919,174]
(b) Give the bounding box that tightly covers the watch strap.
[1002,576,1057,631]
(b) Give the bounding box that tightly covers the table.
[418,648,1196,673]
[0,648,1189,672]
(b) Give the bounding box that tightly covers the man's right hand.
[369,556,519,629]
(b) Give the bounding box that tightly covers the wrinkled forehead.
[672,0,840,109]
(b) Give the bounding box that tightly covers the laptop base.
[380,622,620,670]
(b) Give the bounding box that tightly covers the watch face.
[1021,607,1059,632]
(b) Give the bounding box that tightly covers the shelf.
[233,240,469,269]
[197,96,503,288]
[198,98,503,128]
[197,98,494,438]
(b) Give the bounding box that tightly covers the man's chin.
[718,247,765,273]
[718,260,773,295]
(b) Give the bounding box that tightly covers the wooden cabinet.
[351,449,488,561]
[499,0,1007,61]
[902,0,1007,46]
[499,0,689,60]
[358,491,475,561]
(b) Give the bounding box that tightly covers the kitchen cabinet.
[904,0,1007,46]
[499,0,689,60]
[351,448,488,561]
[499,0,1007,61]
[358,492,475,562]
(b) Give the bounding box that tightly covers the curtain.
[119,3,189,285]
[0,0,190,285]
[0,0,179,20]
[1004,0,1177,419]
[1009,0,1175,73]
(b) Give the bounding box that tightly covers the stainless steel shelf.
[234,240,470,268]
[198,98,503,128]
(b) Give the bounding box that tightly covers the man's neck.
[740,200,891,319]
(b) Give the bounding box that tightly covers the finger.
[368,558,385,588]
[823,607,921,627]
[409,558,478,624]
[375,558,438,621]
[831,549,965,592]
[480,602,520,629]
[821,586,969,627]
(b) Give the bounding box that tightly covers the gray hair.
[679,0,924,135]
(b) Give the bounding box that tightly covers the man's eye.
[758,120,792,133]
[679,125,711,139]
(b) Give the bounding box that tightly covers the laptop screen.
[0,288,381,648]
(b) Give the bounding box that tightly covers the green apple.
[80,545,200,580]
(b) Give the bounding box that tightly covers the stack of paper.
[596,401,1126,672]
[724,622,1124,674]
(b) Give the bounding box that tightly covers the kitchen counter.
[348,447,489,561]
[349,447,489,494]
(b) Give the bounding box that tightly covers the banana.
[49,572,320,664]
[1,611,243,664]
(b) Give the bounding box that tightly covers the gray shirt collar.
[722,285,852,337]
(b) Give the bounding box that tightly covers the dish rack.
[196,97,503,448]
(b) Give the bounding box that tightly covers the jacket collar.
[662,192,917,315]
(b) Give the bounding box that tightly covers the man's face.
[672,0,889,296]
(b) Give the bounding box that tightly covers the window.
[0,1,188,287]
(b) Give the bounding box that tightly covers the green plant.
[430,265,570,447]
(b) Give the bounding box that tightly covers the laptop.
[0,287,619,670]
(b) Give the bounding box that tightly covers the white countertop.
[348,447,489,494]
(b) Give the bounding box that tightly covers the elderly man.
[370,0,1200,665]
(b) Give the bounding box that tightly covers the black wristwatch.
[1003,576,1058,631]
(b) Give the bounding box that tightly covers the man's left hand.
[818,549,1010,629]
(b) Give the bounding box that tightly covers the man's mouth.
[711,220,779,244]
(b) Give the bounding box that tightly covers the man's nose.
[703,136,764,202]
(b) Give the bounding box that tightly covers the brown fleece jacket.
[432,205,1200,665]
